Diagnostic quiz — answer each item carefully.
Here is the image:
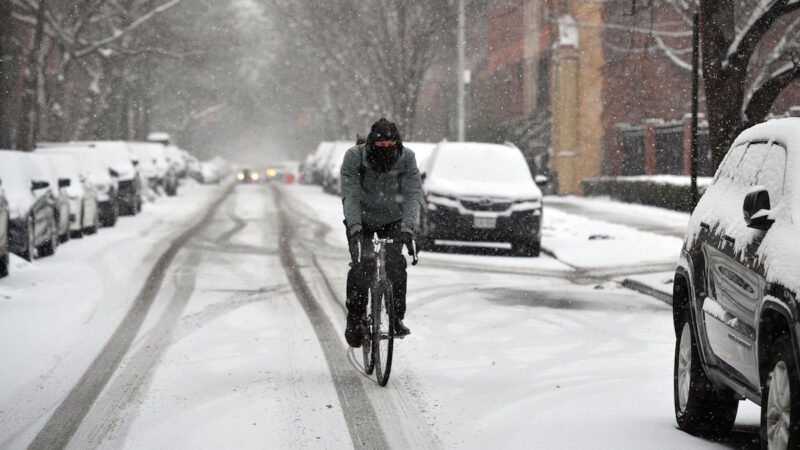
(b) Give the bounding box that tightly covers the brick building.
[468,0,800,194]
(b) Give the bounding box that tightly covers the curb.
[621,278,672,305]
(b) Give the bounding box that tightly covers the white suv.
[418,142,543,256]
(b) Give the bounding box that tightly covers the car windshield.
[91,142,134,169]
[431,144,533,184]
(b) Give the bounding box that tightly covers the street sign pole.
[690,12,699,208]
[457,0,465,142]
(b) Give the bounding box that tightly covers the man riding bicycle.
[341,118,422,348]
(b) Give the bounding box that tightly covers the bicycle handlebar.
[360,237,419,266]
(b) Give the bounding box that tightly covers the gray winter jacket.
[340,145,422,236]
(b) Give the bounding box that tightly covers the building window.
[536,56,550,112]
[654,125,684,175]
[621,128,646,175]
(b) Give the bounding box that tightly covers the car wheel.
[761,336,800,450]
[38,221,58,257]
[674,311,738,436]
[0,251,7,277]
[71,205,84,239]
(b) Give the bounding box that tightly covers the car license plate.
[473,216,496,229]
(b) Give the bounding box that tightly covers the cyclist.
[341,118,422,348]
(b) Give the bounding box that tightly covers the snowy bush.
[581,176,712,212]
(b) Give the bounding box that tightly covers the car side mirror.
[109,168,120,178]
[744,188,774,230]
[58,178,71,188]
[535,175,550,188]
[420,172,426,183]
[132,160,140,167]
[31,180,50,191]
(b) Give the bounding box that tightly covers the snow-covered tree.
[612,0,800,169]
[265,0,458,138]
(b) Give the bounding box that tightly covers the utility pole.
[690,11,699,208]
[456,0,465,142]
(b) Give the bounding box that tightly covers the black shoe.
[394,319,410,338]
[345,313,363,348]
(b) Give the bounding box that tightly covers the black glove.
[401,232,418,265]
[348,231,362,266]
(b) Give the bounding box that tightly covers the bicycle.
[359,236,418,386]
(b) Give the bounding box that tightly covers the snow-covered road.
[0,183,763,449]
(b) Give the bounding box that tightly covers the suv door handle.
[722,234,735,245]
[700,222,710,230]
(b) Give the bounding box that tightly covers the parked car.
[0,180,9,277]
[165,145,188,179]
[149,144,178,196]
[30,154,71,243]
[41,153,100,237]
[418,142,543,256]
[37,145,119,227]
[322,143,352,194]
[309,141,336,185]
[0,151,59,260]
[126,142,158,203]
[405,142,436,174]
[673,117,800,446]
[83,141,141,216]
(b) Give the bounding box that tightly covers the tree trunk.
[700,0,745,171]
[0,0,17,149]
[16,0,47,151]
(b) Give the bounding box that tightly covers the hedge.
[580,176,711,212]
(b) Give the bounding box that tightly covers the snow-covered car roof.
[126,142,158,175]
[731,117,800,150]
[0,150,38,217]
[0,151,36,192]
[36,145,112,186]
[40,153,85,197]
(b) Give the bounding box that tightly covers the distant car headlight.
[236,173,245,181]
[251,173,260,181]
[266,169,277,177]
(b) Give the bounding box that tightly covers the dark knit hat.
[369,118,401,143]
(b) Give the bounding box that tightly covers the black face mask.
[367,144,399,172]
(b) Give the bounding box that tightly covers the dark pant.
[346,220,407,320]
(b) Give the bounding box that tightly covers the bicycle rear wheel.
[361,297,374,375]
[372,280,394,386]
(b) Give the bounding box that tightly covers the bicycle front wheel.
[361,299,374,375]
[372,280,394,386]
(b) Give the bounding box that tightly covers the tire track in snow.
[272,187,391,450]
[27,185,233,450]
[276,187,442,450]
